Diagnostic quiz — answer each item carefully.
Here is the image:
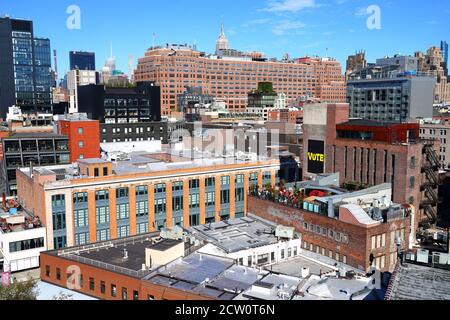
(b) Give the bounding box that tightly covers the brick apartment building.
[56,114,100,162]
[302,103,440,236]
[134,42,345,116]
[249,184,412,273]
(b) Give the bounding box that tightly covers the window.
[117,203,130,220]
[221,176,230,186]
[117,225,130,238]
[235,174,244,184]
[172,182,183,192]
[9,237,45,253]
[73,192,88,204]
[281,249,285,259]
[52,212,66,231]
[103,167,108,176]
[155,199,166,214]
[136,186,148,196]
[89,278,95,291]
[45,265,50,277]
[116,188,129,198]
[52,194,65,207]
[205,192,215,207]
[78,128,84,135]
[172,196,183,211]
[136,201,148,217]
[154,184,166,194]
[235,188,244,202]
[205,178,215,188]
[95,190,109,201]
[189,179,200,189]
[189,194,200,209]
[111,284,117,297]
[96,206,110,224]
[148,295,155,300]
[101,281,106,294]
[133,290,139,300]
[79,274,83,288]
[220,189,230,204]
[122,288,128,300]
[409,176,415,189]
[56,268,61,281]
[78,141,84,149]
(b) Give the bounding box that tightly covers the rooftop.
[387,263,450,300]
[0,199,43,234]
[234,273,302,300]
[187,217,295,254]
[50,233,163,278]
[295,275,382,300]
[338,119,418,128]
[6,132,67,139]
[20,148,278,186]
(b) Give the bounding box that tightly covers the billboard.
[307,140,325,174]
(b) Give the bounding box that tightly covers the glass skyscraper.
[441,41,448,67]
[0,17,53,118]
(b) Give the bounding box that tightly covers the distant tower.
[53,49,59,88]
[216,22,229,52]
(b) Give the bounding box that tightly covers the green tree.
[0,278,39,300]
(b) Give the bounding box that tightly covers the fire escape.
[420,142,440,225]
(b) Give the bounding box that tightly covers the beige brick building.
[134,43,346,116]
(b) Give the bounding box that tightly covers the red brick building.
[57,115,100,162]
[302,103,440,237]
[249,195,412,273]
[268,108,302,124]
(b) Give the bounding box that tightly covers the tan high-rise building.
[416,46,450,103]
[345,51,367,78]
[134,29,346,116]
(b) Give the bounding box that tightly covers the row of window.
[71,173,270,206]
[302,241,347,264]
[46,267,139,300]
[302,222,349,244]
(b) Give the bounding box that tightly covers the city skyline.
[1,0,449,76]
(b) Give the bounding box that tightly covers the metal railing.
[64,254,150,278]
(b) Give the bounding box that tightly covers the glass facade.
[10,27,52,114]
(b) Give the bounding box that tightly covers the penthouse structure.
[134,26,346,116]
[16,149,279,250]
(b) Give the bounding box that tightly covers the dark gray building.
[69,51,96,71]
[0,17,53,119]
[0,132,70,196]
[347,67,436,123]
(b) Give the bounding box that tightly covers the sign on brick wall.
[307,140,325,174]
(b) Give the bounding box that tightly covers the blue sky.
[1,0,449,76]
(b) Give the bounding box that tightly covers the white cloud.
[243,18,271,28]
[354,6,367,16]
[272,20,306,35]
[264,0,316,13]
